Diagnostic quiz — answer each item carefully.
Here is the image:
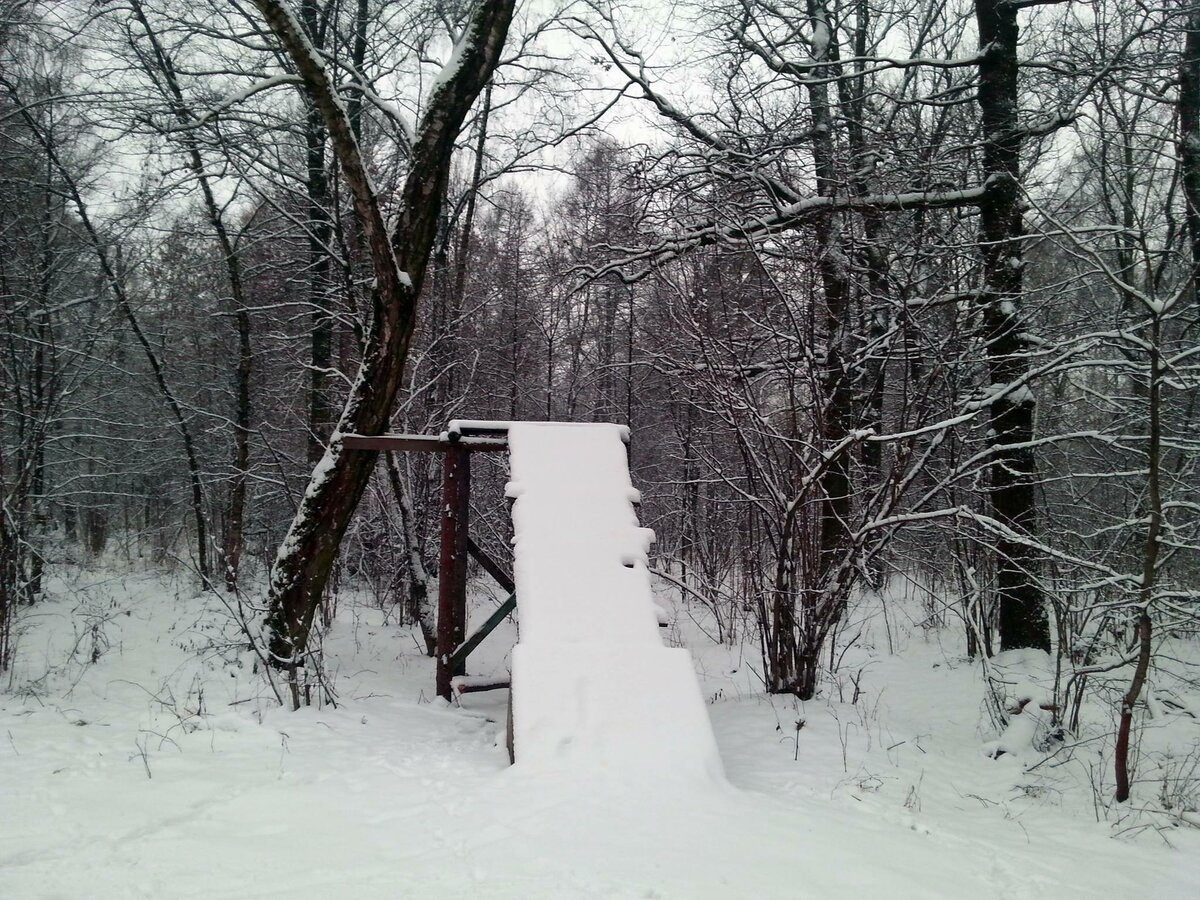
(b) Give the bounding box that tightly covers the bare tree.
[125,0,255,590]
[246,0,516,703]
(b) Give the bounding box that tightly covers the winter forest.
[2,0,1200,896]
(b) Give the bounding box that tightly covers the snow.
[505,422,722,782]
[511,644,724,782]
[986,381,1035,407]
[1007,384,1035,406]
[428,26,472,100]
[2,569,1198,898]
[194,74,302,126]
[981,649,1057,759]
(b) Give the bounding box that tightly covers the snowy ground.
[2,565,1198,898]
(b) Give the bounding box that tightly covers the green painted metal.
[447,592,517,671]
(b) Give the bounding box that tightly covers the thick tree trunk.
[226,315,252,590]
[974,0,1049,652]
[251,0,515,687]
[805,0,852,575]
[845,0,889,483]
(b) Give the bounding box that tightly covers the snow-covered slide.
[498,421,724,784]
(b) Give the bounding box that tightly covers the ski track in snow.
[1,568,1197,898]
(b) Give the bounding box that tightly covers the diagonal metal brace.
[447,591,516,671]
[467,536,514,593]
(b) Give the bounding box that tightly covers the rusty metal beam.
[342,433,507,452]
[452,676,511,695]
[447,420,630,444]
[436,444,471,699]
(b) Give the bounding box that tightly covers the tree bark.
[805,0,852,574]
[975,0,1049,652]
[845,0,889,483]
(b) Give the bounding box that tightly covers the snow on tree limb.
[585,178,1000,284]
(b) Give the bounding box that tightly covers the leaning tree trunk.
[1113,35,1200,797]
[250,0,515,696]
[974,0,1050,652]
